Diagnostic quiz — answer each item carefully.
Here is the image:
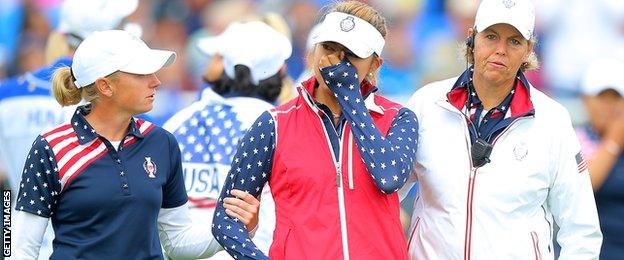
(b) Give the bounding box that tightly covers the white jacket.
[403,77,602,260]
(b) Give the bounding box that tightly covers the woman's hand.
[319,51,345,70]
[223,189,260,231]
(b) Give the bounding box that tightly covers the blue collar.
[72,104,146,145]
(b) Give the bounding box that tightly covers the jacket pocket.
[530,231,542,260]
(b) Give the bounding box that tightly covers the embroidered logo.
[143,157,157,178]
[502,0,515,9]
[513,142,528,161]
[340,16,355,32]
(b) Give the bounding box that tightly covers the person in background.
[164,20,291,257]
[403,0,602,259]
[212,1,418,259]
[576,58,624,260]
[0,1,140,258]
[12,30,260,260]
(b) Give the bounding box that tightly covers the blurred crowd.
[1,0,624,242]
[1,0,623,121]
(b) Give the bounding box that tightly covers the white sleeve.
[12,210,48,259]
[398,91,421,202]
[157,203,222,259]
[252,184,275,254]
[547,117,602,260]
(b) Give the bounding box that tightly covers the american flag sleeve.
[212,111,275,259]
[15,136,62,217]
[320,60,419,194]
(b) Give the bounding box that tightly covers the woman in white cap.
[402,0,602,259]
[576,58,624,260]
[13,30,260,260]
[163,20,291,256]
[212,1,418,259]
[0,1,140,258]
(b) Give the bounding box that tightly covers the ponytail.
[51,67,99,106]
[214,64,284,103]
[231,65,255,96]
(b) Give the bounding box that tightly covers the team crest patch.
[502,0,515,9]
[513,142,528,161]
[340,16,355,32]
[143,157,157,178]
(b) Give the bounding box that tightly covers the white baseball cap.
[197,21,292,85]
[71,30,176,88]
[581,58,624,96]
[475,0,535,40]
[310,12,385,58]
[58,0,139,40]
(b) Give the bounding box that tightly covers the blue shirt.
[16,105,188,259]
[583,126,624,260]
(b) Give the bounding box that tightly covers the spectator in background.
[535,0,624,95]
[577,58,624,260]
[284,1,318,79]
[164,20,291,256]
[0,0,139,258]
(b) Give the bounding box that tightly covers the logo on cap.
[143,156,157,178]
[502,0,515,9]
[340,16,355,32]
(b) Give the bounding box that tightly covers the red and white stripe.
[188,197,217,208]
[577,159,588,173]
[123,119,155,147]
[43,124,108,191]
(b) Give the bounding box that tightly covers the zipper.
[347,130,354,189]
[335,124,350,260]
[314,109,351,260]
[438,100,534,260]
[463,117,531,260]
[531,231,541,260]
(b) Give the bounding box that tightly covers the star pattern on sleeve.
[15,136,61,217]
[320,59,419,194]
[211,112,275,259]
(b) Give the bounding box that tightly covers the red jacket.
[268,78,408,259]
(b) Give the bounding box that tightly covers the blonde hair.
[463,32,540,72]
[45,31,71,64]
[325,1,387,84]
[51,67,99,106]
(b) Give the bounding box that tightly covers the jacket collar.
[446,66,534,117]
[71,104,146,145]
[298,76,384,115]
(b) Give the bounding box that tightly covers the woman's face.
[109,72,161,115]
[472,23,533,84]
[311,42,378,88]
[583,91,624,135]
